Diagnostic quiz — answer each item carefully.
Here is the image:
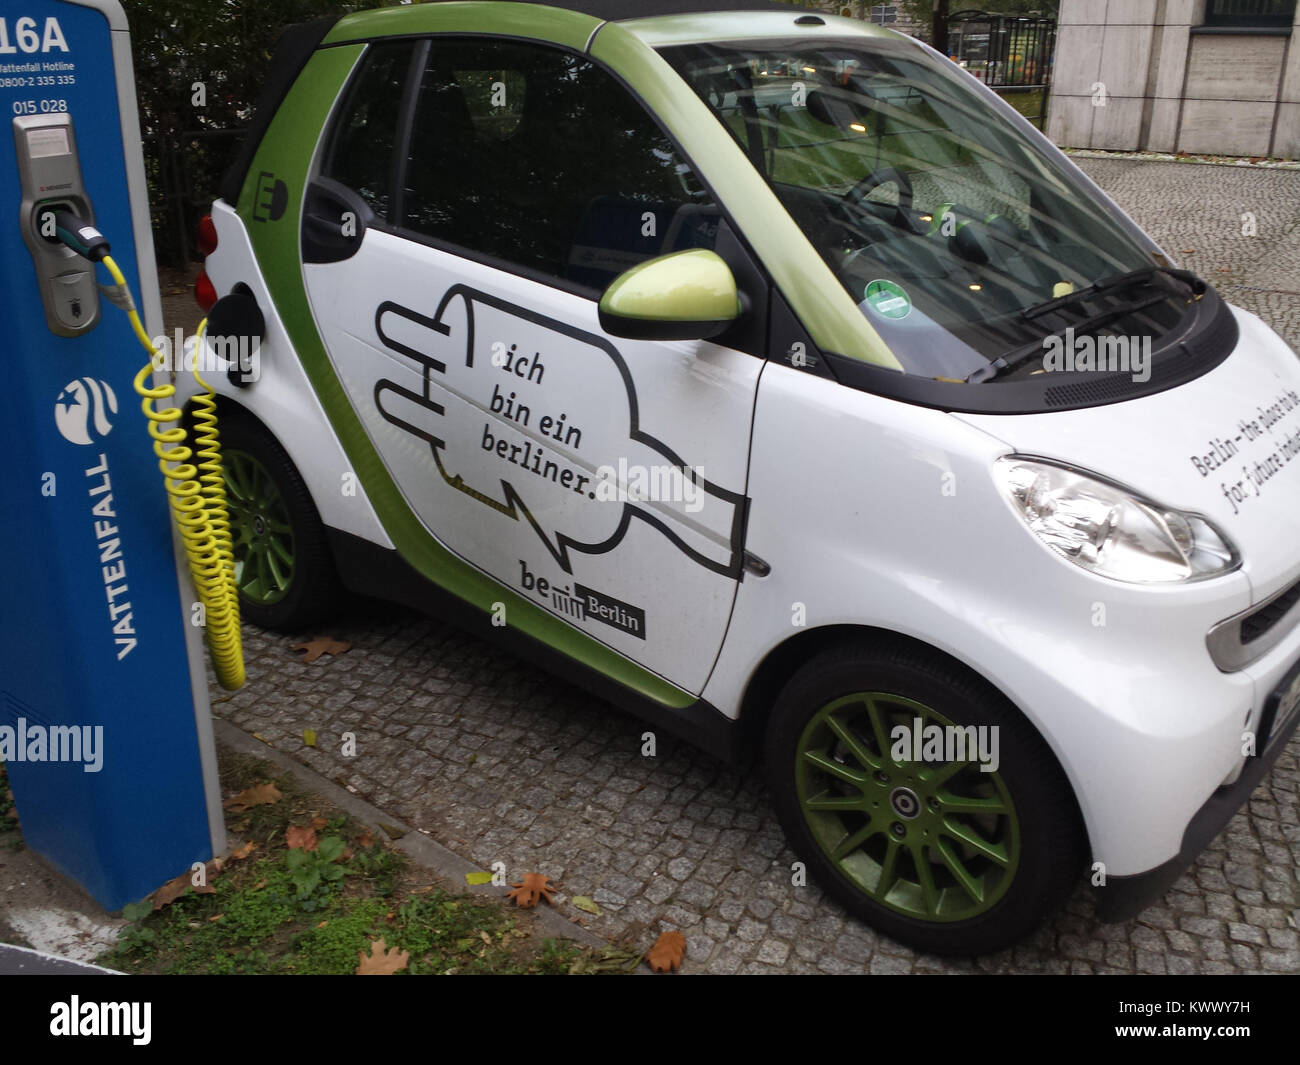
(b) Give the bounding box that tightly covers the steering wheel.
[843,166,913,211]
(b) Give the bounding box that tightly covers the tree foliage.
[121,0,389,264]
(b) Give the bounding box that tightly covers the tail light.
[195,212,218,312]
[197,213,218,257]
[195,270,217,313]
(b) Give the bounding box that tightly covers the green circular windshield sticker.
[864,279,912,320]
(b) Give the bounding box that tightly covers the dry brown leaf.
[341,847,354,861]
[229,841,257,861]
[317,920,329,929]
[222,782,282,812]
[310,816,329,830]
[506,872,557,909]
[358,829,375,849]
[208,914,223,923]
[150,872,190,911]
[293,637,352,663]
[645,930,687,973]
[150,864,217,911]
[356,938,409,975]
[285,824,318,852]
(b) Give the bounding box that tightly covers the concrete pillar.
[1047,0,1296,158]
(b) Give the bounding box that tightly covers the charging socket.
[13,114,101,336]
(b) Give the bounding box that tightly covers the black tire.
[765,639,1084,955]
[216,411,342,631]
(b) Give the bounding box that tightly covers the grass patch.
[96,749,616,975]
[997,89,1046,129]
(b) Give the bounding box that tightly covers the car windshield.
[659,37,1196,381]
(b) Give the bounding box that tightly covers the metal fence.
[144,127,246,268]
[947,10,1055,129]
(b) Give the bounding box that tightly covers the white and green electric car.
[196,0,1300,954]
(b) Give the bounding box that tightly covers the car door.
[300,36,764,696]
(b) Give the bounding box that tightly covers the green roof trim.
[323,1,601,51]
[620,10,897,47]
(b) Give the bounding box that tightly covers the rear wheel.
[765,640,1084,955]
[218,413,341,631]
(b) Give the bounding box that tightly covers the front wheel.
[765,641,1084,955]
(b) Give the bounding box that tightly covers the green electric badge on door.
[864,279,912,320]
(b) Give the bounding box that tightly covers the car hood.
[955,307,1300,597]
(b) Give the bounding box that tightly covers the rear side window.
[321,40,417,218]
[399,38,719,292]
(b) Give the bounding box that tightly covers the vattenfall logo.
[54,377,116,445]
[53,380,138,660]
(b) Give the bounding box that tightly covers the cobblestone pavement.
[214,159,1300,975]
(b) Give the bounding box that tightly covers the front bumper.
[1094,653,1300,921]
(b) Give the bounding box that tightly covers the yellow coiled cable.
[102,254,245,691]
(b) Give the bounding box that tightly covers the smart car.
[197,0,1300,954]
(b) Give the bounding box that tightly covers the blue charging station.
[0,0,224,911]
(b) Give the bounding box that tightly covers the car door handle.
[301,177,374,264]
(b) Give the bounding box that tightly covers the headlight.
[995,457,1238,583]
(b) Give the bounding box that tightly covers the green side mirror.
[598,249,742,341]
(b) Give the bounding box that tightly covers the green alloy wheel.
[766,641,1084,955]
[795,692,1020,923]
[214,412,342,631]
[226,448,295,607]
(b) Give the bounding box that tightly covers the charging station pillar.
[0,0,225,911]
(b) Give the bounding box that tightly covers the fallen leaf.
[293,637,352,663]
[572,895,602,916]
[150,865,217,911]
[341,847,354,860]
[151,873,190,910]
[208,914,223,923]
[285,824,318,852]
[253,878,267,890]
[465,870,494,886]
[303,729,317,747]
[317,920,329,929]
[356,938,409,975]
[222,782,282,812]
[507,872,557,909]
[645,930,686,973]
[358,829,375,849]
[479,931,492,946]
[229,841,257,861]
[310,816,329,830]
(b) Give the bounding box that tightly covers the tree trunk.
[931,0,950,55]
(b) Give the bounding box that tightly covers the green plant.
[286,835,347,909]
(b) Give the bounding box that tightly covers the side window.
[400,38,719,291]
[320,40,417,219]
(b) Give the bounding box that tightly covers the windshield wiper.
[965,291,1170,384]
[1020,264,1206,322]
